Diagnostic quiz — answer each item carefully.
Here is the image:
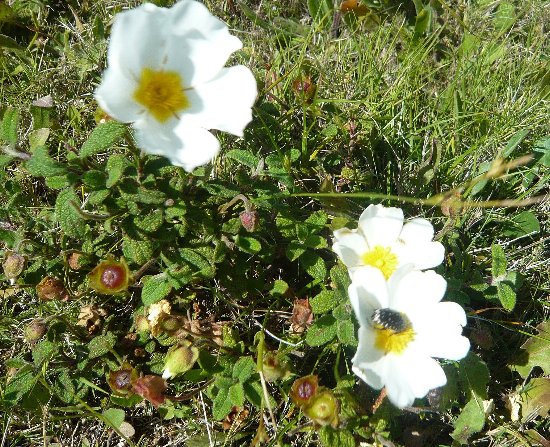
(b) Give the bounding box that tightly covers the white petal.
[332,228,369,271]
[348,267,388,325]
[353,362,386,391]
[163,0,243,87]
[134,119,220,171]
[384,351,447,408]
[358,204,404,247]
[395,241,445,270]
[352,326,384,364]
[399,218,435,243]
[162,368,172,379]
[95,67,140,123]
[389,270,447,313]
[182,66,256,136]
[107,4,167,76]
[411,302,470,360]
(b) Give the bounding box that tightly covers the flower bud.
[162,341,199,379]
[292,75,317,104]
[108,362,138,396]
[135,315,150,333]
[303,390,340,428]
[24,318,47,344]
[67,252,89,270]
[132,375,167,408]
[3,252,25,283]
[36,276,69,301]
[290,375,319,408]
[239,209,259,232]
[88,258,131,295]
[262,351,292,382]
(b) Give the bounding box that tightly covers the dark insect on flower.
[371,308,409,333]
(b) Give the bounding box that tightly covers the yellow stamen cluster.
[374,326,415,355]
[361,245,398,279]
[134,68,189,122]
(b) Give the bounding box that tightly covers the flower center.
[372,308,415,355]
[361,245,398,279]
[133,68,190,123]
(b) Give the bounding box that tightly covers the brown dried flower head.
[132,375,167,408]
[36,276,69,301]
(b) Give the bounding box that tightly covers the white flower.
[350,265,470,409]
[333,204,444,279]
[95,0,257,171]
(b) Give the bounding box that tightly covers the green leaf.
[0,34,25,51]
[510,320,550,378]
[0,107,19,145]
[232,356,256,383]
[80,121,126,158]
[286,241,306,261]
[25,146,67,177]
[212,387,233,420]
[519,377,550,422]
[4,365,37,406]
[28,128,50,151]
[502,129,530,157]
[134,210,164,232]
[228,382,245,408]
[491,244,507,279]
[414,5,434,38]
[106,154,132,188]
[502,211,540,237]
[458,353,489,400]
[225,149,260,169]
[55,189,87,239]
[179,248,214,277]
[318,427,355,447]
[122,236,153,265]
[307,0,333,27]
[494,1,516,32]
[270,279,288,297]
[330,263,350,292]
[336,320,357,346]
[102,408,125,429]
[83,170,106,189]
[306,315,337,347]
[235,235,262,254]
[450,398,487,444]
[141,273,173,306]
[497,282,516,312]
[302,251,326,280]
[88,333,116,359]
[310,290,337,314]
[32,340,59,367]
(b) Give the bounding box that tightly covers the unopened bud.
[239,209,258,232]
[135,315,150,332]
[262,351,292,382]
[303,390,340,428]
[162,341,199,379]
[25,318,47,344]
[36,276,69,301]
[67,252,88,270]
[3,252,25,282]
[292,75,317,104]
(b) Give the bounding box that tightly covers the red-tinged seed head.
[101,265,125,289]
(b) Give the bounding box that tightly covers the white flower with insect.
[350,265,470,409]
[332,204,444,279]
[95,0,257,171]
